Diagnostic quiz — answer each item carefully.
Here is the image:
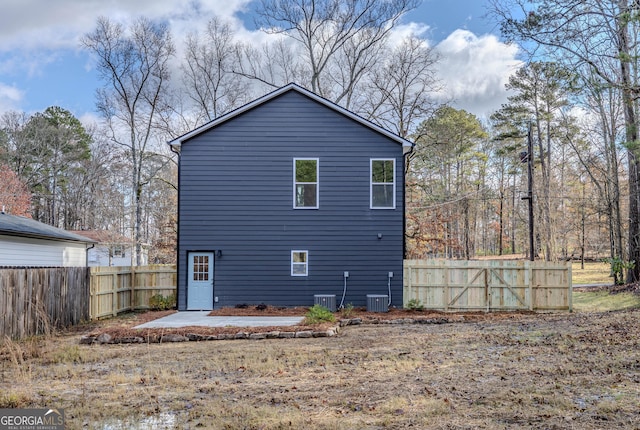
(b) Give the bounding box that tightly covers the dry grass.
[572,261,612,285]
[1,308,639,429]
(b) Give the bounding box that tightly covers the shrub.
[304,304,335,324]
[149,294,176,311]
[406,299,424,311]
[603,257,635,285]
[340,303,355,318]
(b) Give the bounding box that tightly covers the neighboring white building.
[0,213,95,267]
[69,230,148,267]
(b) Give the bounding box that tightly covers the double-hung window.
[370,159,396,209]
[294,158,318,208]
[291,250,308,276]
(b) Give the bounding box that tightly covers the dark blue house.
[169,84,412,310]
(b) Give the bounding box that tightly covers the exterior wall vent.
[314,294,336,312]
[366,294,388,312]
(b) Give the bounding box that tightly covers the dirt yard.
[1,308,639,429]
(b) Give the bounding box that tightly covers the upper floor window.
[371,159,395,209]
[294,158,319,209]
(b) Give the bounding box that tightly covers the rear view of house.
[169,84,412,310]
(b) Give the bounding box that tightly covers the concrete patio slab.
[134,311,305,329]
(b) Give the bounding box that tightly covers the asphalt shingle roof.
[0,213,95,243]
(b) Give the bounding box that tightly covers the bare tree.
[490,0,640,278]
[82,17,175,265]
[181,17,251,124]
[252,0,419,104]
[364,36,440,140]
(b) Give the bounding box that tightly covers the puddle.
[101,412,177,429]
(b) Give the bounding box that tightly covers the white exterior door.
[187,252,214,310]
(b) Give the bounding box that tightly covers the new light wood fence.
[89,265,176,319]
[404,259,572,312]
[0,267,90,339]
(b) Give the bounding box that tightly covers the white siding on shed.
[86,245,145,267]
[0,235,87,267]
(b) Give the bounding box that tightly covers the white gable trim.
[168,83,414,151]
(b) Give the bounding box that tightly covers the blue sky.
[0,0,520,122]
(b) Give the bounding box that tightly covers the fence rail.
[0,267,90,339]
[404,259,572,312]
[89,265,176,319]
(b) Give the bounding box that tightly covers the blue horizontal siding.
[177,90,404,309]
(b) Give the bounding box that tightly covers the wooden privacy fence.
[404,259,572,312]
[90,265,176,319]
[0,267,90,339]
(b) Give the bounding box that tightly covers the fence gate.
[404,260,572,312]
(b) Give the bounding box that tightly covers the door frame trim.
[186,250,216,310]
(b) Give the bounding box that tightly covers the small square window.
[371,159,396,209]
[294,158,318,208]
[112,245,125,258]
[291,250,308,276]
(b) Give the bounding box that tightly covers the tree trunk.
[618,0,640,282]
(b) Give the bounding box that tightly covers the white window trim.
[291,250,309,276]
[293,158,319,209]
[370,158,396,209]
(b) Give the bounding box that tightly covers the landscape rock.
[115,336,144,344]
[249,333,266,340]
[295,331,313,338]
[96,333,112,344]
[161,334,188,342]
[279,332,295,338]
[79,335,97,345]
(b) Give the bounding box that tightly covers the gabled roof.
[168,83,414,150]
[68,230,132,245]
[0,213,96,243]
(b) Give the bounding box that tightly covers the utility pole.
[520,123,535,261]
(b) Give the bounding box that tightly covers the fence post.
[484,268,489,312]
[130,265,136,311]
[406,261,412,307]
[568,262,573,312]
[89,269,94,320]
[527,261,534,311]
[444,262,449,311]
[111,271,118,317]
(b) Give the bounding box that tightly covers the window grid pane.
[291,251,308,276]
[372,184,394,207]
[294,159,318,208]
[371,159,395,208]
[193,255,209,281]
[372,160,394,183]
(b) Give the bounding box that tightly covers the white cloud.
[387,22,431,48]
[0,0,252,52]
[0,82,23,111]
[433,29,522,118]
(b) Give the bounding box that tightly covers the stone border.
[79,315,462,345]
[80,327,340,345]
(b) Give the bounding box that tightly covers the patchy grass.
[573,290,640,312]
[2,310,640,429]
[572,261,612,285]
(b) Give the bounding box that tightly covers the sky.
[0,0,522,125]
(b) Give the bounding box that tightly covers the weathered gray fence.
[404,259,572,312]
[0,267,90,339]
